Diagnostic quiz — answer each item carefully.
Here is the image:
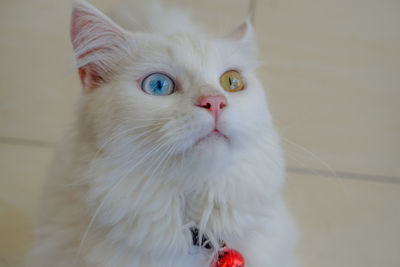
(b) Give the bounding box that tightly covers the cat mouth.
[194,129,229,146]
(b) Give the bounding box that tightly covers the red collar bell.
[211,245,245,267]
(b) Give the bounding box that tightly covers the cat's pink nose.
[197,95,227,121]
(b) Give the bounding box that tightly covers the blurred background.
[0,0,399,266]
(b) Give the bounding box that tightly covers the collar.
[190,227,213,249]
[190,227,245,267]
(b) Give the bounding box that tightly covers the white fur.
[26,1,297,266]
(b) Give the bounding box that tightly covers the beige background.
[1,0,399,266]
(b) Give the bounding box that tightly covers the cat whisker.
[124,143,177,214]
[75,139,171,264]
[281,137,349,195]
[86,125,165,174]
[61,127,156,187]
[148,143,177,179]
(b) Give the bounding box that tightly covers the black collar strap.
[190,227,213,249]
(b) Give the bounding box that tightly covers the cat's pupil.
[151,78,166,94]
[157,80,162,90]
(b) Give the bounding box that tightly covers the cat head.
[71,1,277,186]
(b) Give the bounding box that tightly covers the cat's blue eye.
[141,73,175,96]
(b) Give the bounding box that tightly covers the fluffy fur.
[26,1,297,266]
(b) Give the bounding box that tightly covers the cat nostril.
[197,95,227,112]
[203,102,211,109]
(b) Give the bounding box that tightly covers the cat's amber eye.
[220,70,244,92]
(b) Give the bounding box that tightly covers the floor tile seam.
[287,166,400,185]
[1,136,399,184]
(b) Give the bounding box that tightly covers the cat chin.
[179,135,232,176]
[193,130,229,148]
[190,131,231,160]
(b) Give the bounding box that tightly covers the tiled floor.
[0,0,399,266]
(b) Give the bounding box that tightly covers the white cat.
[26,0,297,266]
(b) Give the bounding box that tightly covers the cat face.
[72,1,274,183]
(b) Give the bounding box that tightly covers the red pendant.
[211,246,245,267]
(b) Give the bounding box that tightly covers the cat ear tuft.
[71,0,129,91]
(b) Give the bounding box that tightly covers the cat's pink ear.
[227,19,254,42]
[226,19,257,57]
[71,0,129,91]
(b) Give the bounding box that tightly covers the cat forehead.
[167,34,219,58]
[125,33,244,79]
